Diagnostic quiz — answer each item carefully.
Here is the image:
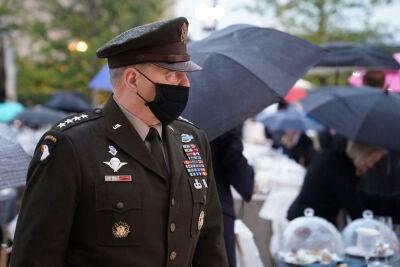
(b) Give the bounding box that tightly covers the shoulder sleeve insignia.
[34,134,58,163]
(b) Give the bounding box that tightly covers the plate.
[278,251,316,265]
[345,246,394,258]
[278,250,341,266]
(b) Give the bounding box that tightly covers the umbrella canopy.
[15,105,68,128]
[257,109,324,132]
[88,65,112,91]
[311,43,400,74]
[0,102,24,123]
[44,92,91,113]
[181,24,325,140]
[301,86,400,150]
[0,123,30,190]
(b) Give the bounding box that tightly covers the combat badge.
[112,221,131,238]
[198,210,205,231]
[181,133,193,143]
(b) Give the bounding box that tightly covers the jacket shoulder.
[176,116,199,129]
[51,108,104,132]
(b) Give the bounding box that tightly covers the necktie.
[146,127,168,177]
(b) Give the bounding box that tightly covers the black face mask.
[135,69,189,125]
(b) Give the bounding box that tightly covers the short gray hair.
[109,66,127,88]
[109,63,148,88]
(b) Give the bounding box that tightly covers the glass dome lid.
[278,208,344,265]
[342,210,399,259]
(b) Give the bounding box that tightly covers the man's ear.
[123,67,139,91]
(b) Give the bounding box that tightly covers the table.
[274,255,400,267]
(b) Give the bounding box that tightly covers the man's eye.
[166,72,177,79]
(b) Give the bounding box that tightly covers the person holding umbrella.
[288,86,400,225]
[11,17,228,267]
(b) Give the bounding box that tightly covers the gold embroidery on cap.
[181,23,188,44]
[112,221,131,238]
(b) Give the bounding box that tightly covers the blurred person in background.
[363,69,386,89]
[210,124,255,267]
[280,130,316,167]
[359,68,400,208]
[287,141,400,225]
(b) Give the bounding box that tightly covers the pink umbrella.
[348,53,400,92]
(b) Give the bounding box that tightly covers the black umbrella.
[181,24,325,140]
[44,92,91,113]
[313,43,400,73]
[301,86,400,150]
[14,106,68,128]
[0,123,30,190]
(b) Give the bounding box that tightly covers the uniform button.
[171,198,175,206]
[94,108,101,114]
[169,251,177,261]
[170,223,176,232]
[116,202,124,210]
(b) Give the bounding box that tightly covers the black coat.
[11,98,228,267]
[287,150,400,224]
[210,126,254,218]
[360,152,400,194]
[287,150,364,224]
[284,134,316,167]
[210,126,254,267]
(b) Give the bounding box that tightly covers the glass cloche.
[342,210,399,260]
[278,208,344,265]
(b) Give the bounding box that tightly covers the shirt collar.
[114,97,162,141]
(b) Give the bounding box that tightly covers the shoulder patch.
[177,116,199,128]
[52,108,103,132]
[34,134,58,164]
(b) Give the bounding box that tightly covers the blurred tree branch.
[15,0,165,103]
[243,0,396,44]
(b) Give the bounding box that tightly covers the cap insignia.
[181,23,188,44]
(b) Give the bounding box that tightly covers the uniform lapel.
[102,97,168,180]
[165,123,185,195]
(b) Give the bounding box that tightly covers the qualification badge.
[103,157,127,172]
[112,221,130,238]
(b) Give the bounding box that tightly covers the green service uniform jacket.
[11,98,228,267]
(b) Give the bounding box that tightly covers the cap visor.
[154,61,202,72]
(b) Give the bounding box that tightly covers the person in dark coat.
[210,125,255,267]
[11,17,228,267]
[287,141,389,225]
[280,131,316,167]
[318,129,347,152]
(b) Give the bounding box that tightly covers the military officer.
[11,17,228,267]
